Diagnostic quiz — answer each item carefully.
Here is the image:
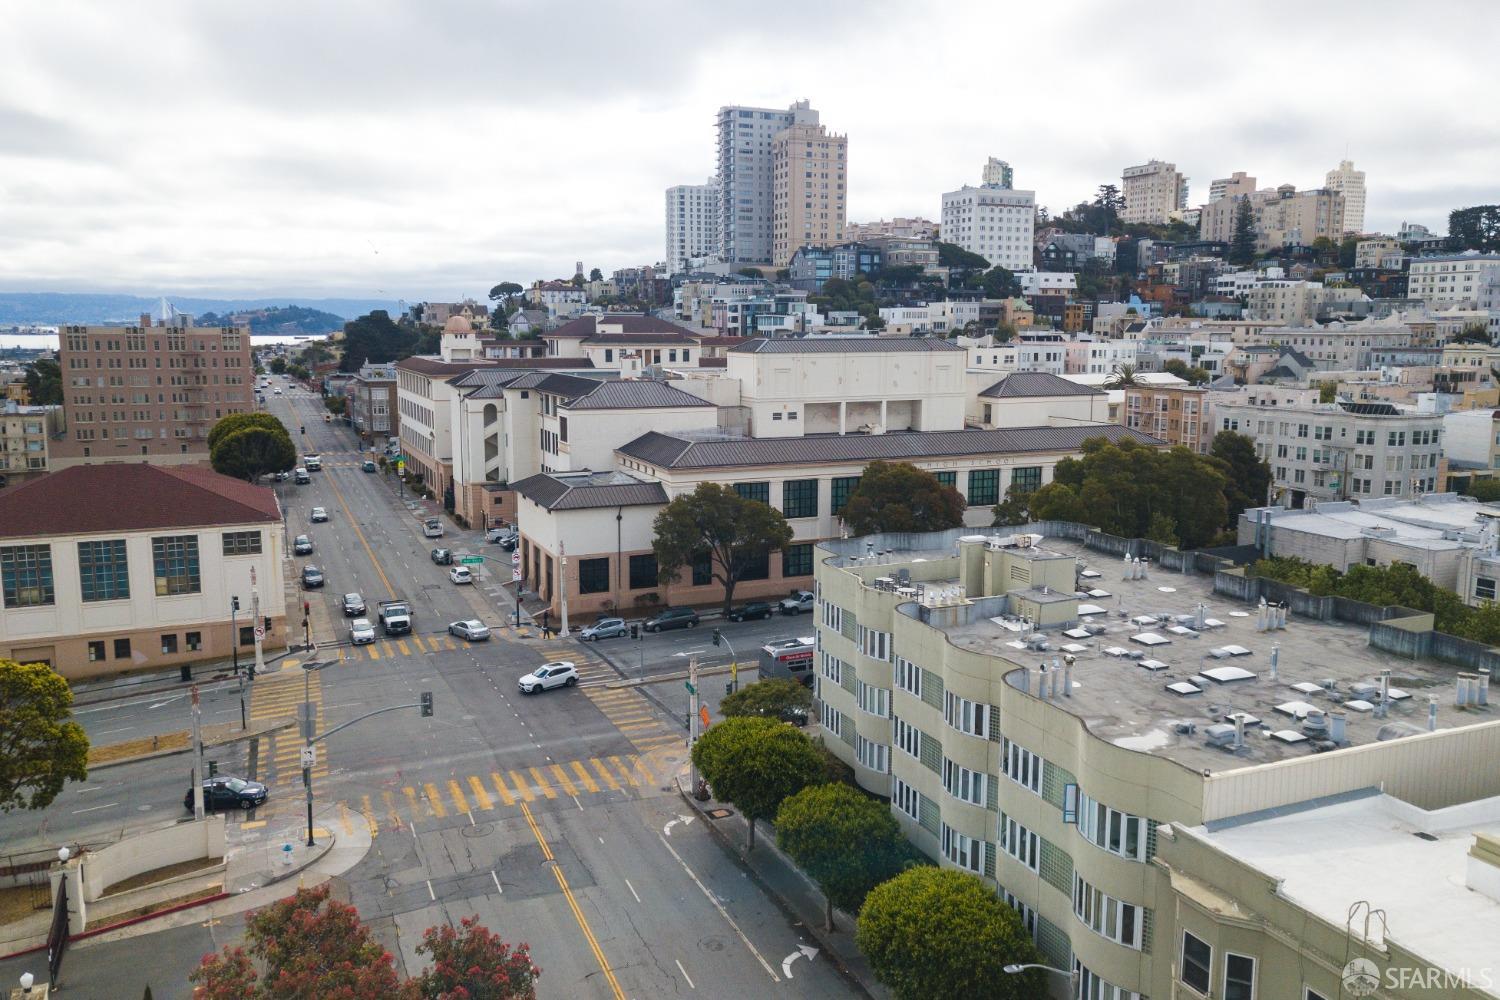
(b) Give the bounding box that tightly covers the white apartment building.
[1324,159,1367,234]
[1206,170,1256,203]
[717,100,818,264]
[1017,271,1077,297]
[1407,253,1500,322]
[1121,159,1188,225]
[940,160,1036,271]
[1354,236,1403,269]
[665,179,718,274]
[1244,281,1369,325]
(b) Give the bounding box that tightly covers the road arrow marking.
[781,944,818,978]
[147,694,187,709]
[663,814,695,837]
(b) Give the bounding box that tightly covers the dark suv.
[727,601,773,622]
[644,607,700,633]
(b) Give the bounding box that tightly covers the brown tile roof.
[0,464,281,539]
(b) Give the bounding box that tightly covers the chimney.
[1233,712,1246,749]
[1063,658,1073,697]
[1457,674,1472,707]
[1270,643,1280,680]
[1037,663,1050,701]
[1429,695,1439,731]
[1377,669,1391,718]
[1480,668,1492,707]
[1329,710,1347,745]
[1049,660,1063,699]
[1021,665,1033,696]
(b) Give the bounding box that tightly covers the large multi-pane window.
[943,691,989,738]
[894,657,922,697]
[222,530,262,556]
[734,481,770,505]
[1,545,54,608]
[1003,738,1042,794]
[933,471,957,488]
[940,823,983,874]
[967,468,1000,506]
[855,679,889,717]
[892,777,920,821]
[829,476,861,514]
[857,624,891,661]
[739,548,770,581]
[942,759,986,806]
[819,651,844,685]
[892,717,920,758]
[628,554,658,590]
[1010,466,1043,493]
[1073,873,1142,949]
[782,543,813,578]
[855,735,889,773]
[1073,961,1142,1000]
[578,557,610,594]
[781,479,819,518]
[1077,792,1148,861]
[1000,814,1039,871]
[151,536,200,596]
[78,539,130,602]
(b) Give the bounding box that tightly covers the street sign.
[511,551,520,565]
[300,745,316,769]
[684,681,697,695]
[461,556,484,565]
[254,625,265,640]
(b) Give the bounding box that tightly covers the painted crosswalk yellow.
[249,668,327,787]
[584,684,683,754]
[335,633,465,662]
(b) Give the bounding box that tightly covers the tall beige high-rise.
[1121,159,1188,224]
[771,121,847,267]
[1325,158,1366,234]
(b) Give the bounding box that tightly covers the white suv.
[422,517,444,538]
[518,661,579,694]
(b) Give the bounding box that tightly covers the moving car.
[579,617,628,641]
[342,592,365,616]
[310,506,329,523]
[349,618,376,644]
[302,565,325,588]
[518,661,578,694]
[448,619,491,642]
[293,534,313,555]
[273,387,282,395]
[377,599,412,635]
[779,590,815,615]
[185,775,268,811]
[293,468,310,485]
[644,607,700,632]
[430,547,452,565]
[422,517,444,538]
[727,601,773,622]
[304,455,322,471]
[449,566,473,585]
[361,459,377,473]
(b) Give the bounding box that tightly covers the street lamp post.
[1003,962,1078,993]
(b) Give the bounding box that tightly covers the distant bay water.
[0,332,331,350]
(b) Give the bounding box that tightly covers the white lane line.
[93,727,136,736]
[657,833,779,982]
[624,879,642,904]
[75,785,104,794]
[675,959,696,990]
[573,795,583,811]
[72,802,119,814]
[468,810,475,827]
[426,880,436,901]
[491,870,503,894]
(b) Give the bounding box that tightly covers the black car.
[430,547,452,565]
[727,601,773,622]
[644,607,700,632]
[342,592,366,616]
[302,565,325,588]
[185,775,268,811]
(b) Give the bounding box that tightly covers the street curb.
[70,650,300,708]
[0,890,232,961]
[604,664,737,689]
[88,720,296,772]
[256,832,337,890]
[674,775,876,1000]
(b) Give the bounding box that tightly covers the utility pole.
[688,656,700,792]
[558,541,570,637]
[713,629,738,693]
[231,595,246,729]
[251,565,266,675]
[191,684,204,821]
[300,662,320,847]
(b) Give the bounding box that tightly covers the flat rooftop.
[1192,790,1500,995]
[1258,494,1500,551]
[935,535,1495,773]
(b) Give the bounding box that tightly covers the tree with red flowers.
[407,916,540,999]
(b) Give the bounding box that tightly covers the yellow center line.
[520,802,624,1000]
[321,468,395,595]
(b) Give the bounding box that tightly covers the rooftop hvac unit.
[1302,709,1329,737]
[1204,723,1238,748]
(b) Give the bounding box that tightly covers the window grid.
[782,478,819,519]
[1,544,54,608]
[151,535,200,596]
[1000,814,1039,871]
[221,530,262,556]
[940,823,983,874]
[78,539,129,602]
[895,657,922,697]
[943,690,989,738]
[1003,738,1042,794]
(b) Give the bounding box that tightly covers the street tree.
[407,915,540,999]
[207,411,293,456]
[211,426,299,483]
[1230,196,1258,265]
[1210,430,1272,527]
[856,867,1044,1000]
[0,659,89,812]
[936,241,990,272]
[323,395,347,416]
[979,265,1020,299]
[690,716,823,851]
[651,483,794,615]
[268,356,288,374]
[776,783,908,930]
[719,678,812,724]
[839,461,965,535]
[22,358,62,405]
[1162,358,1211,384]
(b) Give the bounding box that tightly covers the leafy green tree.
[211,426,298,483]
[268,357,288,374]
[1229,196,1258,265]
[993,321,1017,343]
[488,281,523,303]
[0,659,89,812]
[339,310,420,372]
[776,784,908,930]
[936,241,990,271]
[1451,323,1492,345]
[1024,480,1089,524]
[839,461,965,535]
[1338,234,1359,269]
[1162,358,1211,384]
[775,268,791,281]
[719,678,811,724]
[588,267,603,282]
[22,358,62,405]
[1210,431,1272,527]
[737,267,763,279]
[991,484,1036,526]
[323,395,347,416]
[1317,380,1338,403]
[652,483,794,615]
[206,412,291,454]
[407,915,540,999]
[1449,205,1500,254]
[690,716,823,851]
[1463,477,1500,502]
[979,265,1020,299]
[856,867,1043,1000]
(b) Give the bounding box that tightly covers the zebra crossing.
[584,685,684,755]
[335,631,467,662]
[248,666,327,788]
[534,643,619,688]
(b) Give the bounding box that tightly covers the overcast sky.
[3,0,1497,301]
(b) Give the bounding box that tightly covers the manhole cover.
[461,823,494,838]
[707,809,733,819]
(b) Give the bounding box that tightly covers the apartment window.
[782,543,813,578]
[1224,954,1257,1000]
[933,471,956,488]
[894,657,922,697]
[1010,466,1042,494]
[892,777,920,821]
[88,640,106,662]
[222,530,262,556]
[944,691,989,738]
[735,481,770,505]
[856,679,890,717]
[820,701,842,736]
[114,637,132,659]
[1000,814,1039,871]
[739,548,770,581]
[966,468,1000,506]
[855,734,889,773]
[942,758,985,806]
[692,551,712,586]
[239,625,255,647]
[829,476,861,514]
[1077,792,1147,861]
[186,631,202,652]
[78,539,130,602]
[161,633,178,655]
[1181,932,1213,994]
[893,716,920,758]
[1074,961,1141,1000]
[1304,990,1330,1000]
[821,600,843,632]
[857,624,891,661]
[152,535,201,596]
[1,544,54,608]
[1073,873,1142,949]
[577,557,610,595]
[819,650,844,685]
[1003,739,1042,794]
[940,823,983,874]
[782,478,819,518]
[628,554,658,590]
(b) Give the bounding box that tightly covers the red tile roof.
[0,464,282,539]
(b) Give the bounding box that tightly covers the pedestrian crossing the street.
[248,668,327,788]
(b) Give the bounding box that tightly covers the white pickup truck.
[778,590,815,615]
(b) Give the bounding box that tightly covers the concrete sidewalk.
[675,771,888,999]
[69,646,306,707]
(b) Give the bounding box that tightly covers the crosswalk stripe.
[570,760,600,793]
[397,639,412,656]
[634,734,682,750]
[367,644,381,660]
[507,770,535,802]
[411,635,427,653]
[360,794,375,836]
[591,758,621,791]
[529,766,557,799]
[447,779,470,814]
[423,782,448,817]
[441,636,455,650]
[549,763,580,797]
[490,771,516,807]
[633,756,657,787]
[403,786,422,817]
[617,721,662,732]
[339,801,354,836]
[467,775,493,810]
[383,790,401,830]
[609,756,637,787]
[607,712,654,725]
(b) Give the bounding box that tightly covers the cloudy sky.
[3,0,1497,300]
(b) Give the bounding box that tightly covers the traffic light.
[420,691,433,717]
[232,596,240,612]
[303,600,310,616]
[712,629,722,647]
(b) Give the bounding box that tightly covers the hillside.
[0,292,399,326]
[195,304,345,334]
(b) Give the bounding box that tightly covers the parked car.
[293,534,313,555]
[449,566,473,585]
[485,526,517,545]
[342,592,365,616]
[185,775,268,811]
[349,618,376,644]
[644,607,700,633]
[310,506,329,523]
[779,590,815,615]
[430,547,452,565]
[518,661,578,694]
[727,601,773,622]
[361,459,377,473]
[579,617,628,641]
[448,619,491,642]
[302,565,324,588]
[422,517,444,538]
[499,534,519,552]
[273,470,290,482]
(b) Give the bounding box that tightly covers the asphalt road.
[2,380,861,999]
